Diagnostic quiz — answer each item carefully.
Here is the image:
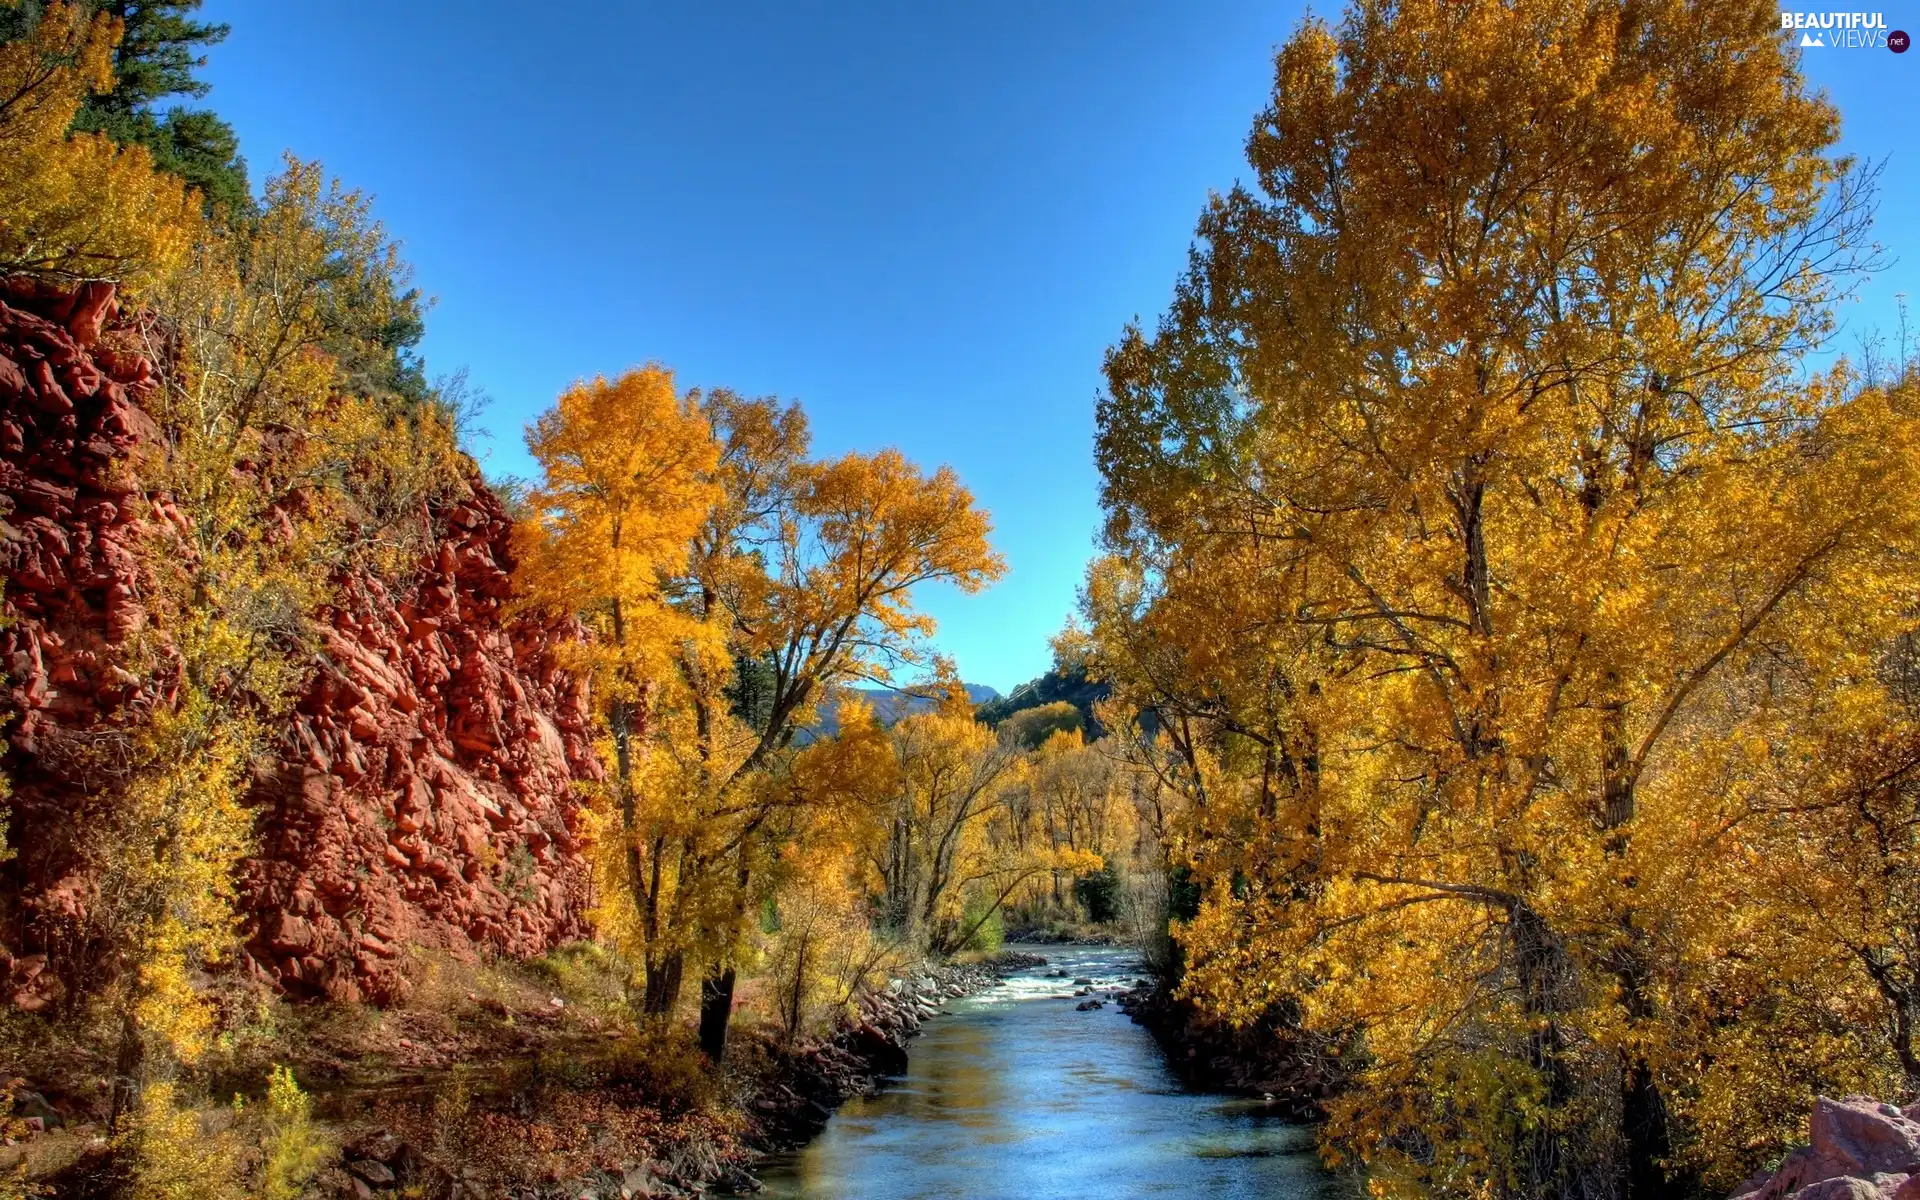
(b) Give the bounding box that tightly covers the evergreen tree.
[1,0,249,216]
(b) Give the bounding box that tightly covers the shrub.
[958,891,1004,952]
[605,1028,717,1116]
[1074,865,1122,924]
[123,1082,240,1200]
[256,1066,330,1200]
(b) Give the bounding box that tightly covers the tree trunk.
[1599,673,1632,838]
[107,1007,142,1131]
[1599,698,1680,1199]
[1892,986,1920,1090]
[1623,1055,1673,1199]
[785,930,810,1041]
[1459,468,1493,637]
[1509,903,1593,1199]
[643,951,684,1016]
[699,966,737,1063]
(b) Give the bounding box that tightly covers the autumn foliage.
[1087,0,1920,1195]
[1,3,475,1193]
[515,370,1006,1056]
[0,2,201,284]
[11,0,1920,1196]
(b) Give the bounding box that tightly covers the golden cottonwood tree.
[1089,1,1920,1195]
[511,365,722,1016]
[873,689,1035,953]
[1026,729,1127,903]
[660,406,1005,1060]
[761,698,900,1042]
[517,379,1003,1060]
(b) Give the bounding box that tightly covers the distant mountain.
[802,683,1001,741]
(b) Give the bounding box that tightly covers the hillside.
[0,280,599,1010]
[974,665,1108,739]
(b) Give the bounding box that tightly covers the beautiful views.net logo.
[1778,10,1906,50]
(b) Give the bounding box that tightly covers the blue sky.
[194,2,1920,694]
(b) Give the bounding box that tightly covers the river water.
[756,944,1335,1199]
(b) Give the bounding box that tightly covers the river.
[756,944,1336,1199]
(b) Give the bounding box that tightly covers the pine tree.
[1,0,249,216]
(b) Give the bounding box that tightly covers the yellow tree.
[518,380,1004,1061]
[0,1,201,287]
[618,388,808,1015]
[761,698,900,1042]
[874,688,1027,951]
[512,365,723,1013]
[1643,648,1920,1186]
[1026,729,1124,904]
[997,700,1083,750]
[665,416,1005,1059]
[1090,1,1920,1195]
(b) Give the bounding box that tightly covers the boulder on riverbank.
[1729,1096,1920,1200]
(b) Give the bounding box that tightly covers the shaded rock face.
[1731,1096,1920,1200]
[0,279,600,1006]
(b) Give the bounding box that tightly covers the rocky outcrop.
[0,278,599,1006]
[1730,1097,1920,1200]
[0,277,177,1012]
[240,482,601,1004]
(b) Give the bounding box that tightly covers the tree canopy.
[1087,1,1918,1195]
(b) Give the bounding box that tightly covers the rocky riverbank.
[745,951,1047,1152]
[1001,928,1118,946]
[220,951,1050,1199]
[1112,978,1343,1120]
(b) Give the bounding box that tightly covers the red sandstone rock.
[0,279,601,1005]
[1733,1098,1920,1200]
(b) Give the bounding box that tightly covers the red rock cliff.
[0,279,601,1007]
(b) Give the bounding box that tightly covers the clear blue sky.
[194,2,1920,695]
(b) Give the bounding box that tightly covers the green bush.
[958,892,1005,952]
[1075,865,1123,924]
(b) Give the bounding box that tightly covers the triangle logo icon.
[1800,30,1824,46]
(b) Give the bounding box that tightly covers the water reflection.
[757,946,1333,1200]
